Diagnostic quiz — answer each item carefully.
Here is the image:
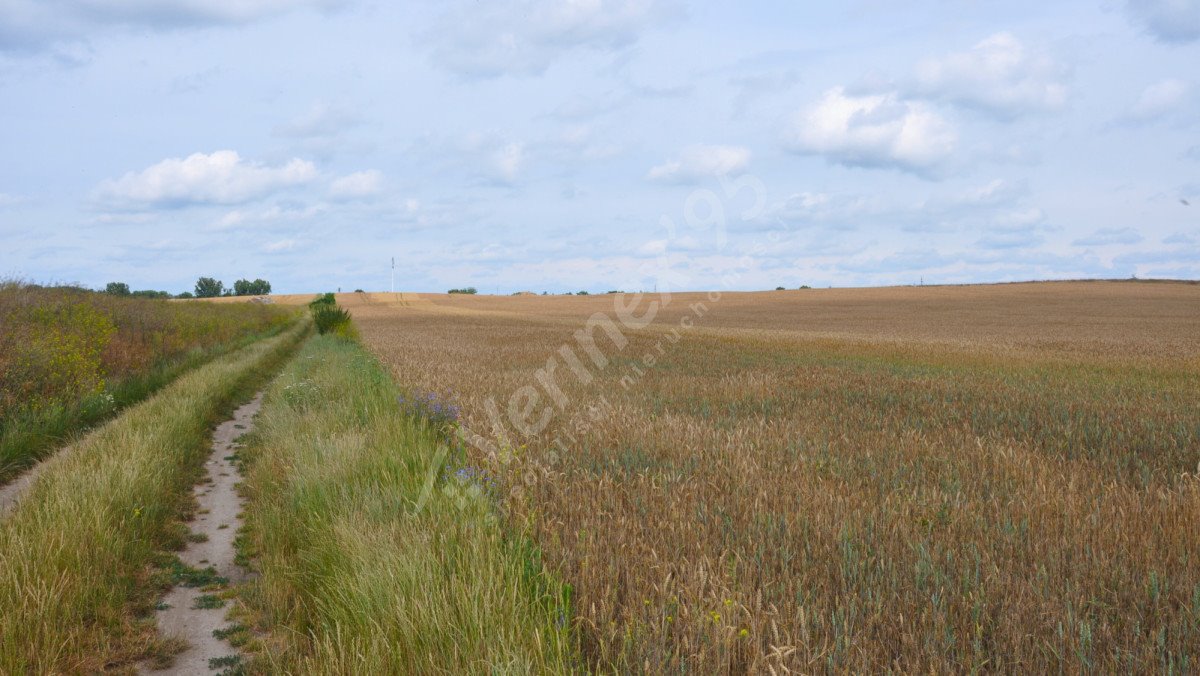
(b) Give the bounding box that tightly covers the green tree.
[233,279,253,296]
[194,277,224,298]
[251,279,272,295]
[104,282,130,296]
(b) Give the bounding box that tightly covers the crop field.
[349,281,1200,672]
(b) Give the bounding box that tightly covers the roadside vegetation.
[0,323,306,673]
[0,281,295,484]
[234,334,576,672]
[308,292,358,339]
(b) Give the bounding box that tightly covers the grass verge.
[0,321,308,673]
[0,321,297,486]
[235,334,577,673]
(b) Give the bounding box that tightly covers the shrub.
[310,297,354,338]
[105,282,130,296]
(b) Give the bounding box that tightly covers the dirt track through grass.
[0,323,306,674]
[143,393,263,675]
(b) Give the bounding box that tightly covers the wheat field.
[349,281,1200,673]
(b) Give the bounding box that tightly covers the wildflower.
[739,628,749,638]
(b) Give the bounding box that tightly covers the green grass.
[0,321,295,485]
[236,334,578,673]
[0,322,307,673]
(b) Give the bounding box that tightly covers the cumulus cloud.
[330,170,383,199]
[784,87,957,176]
[424,0,683,78]
[1122,78,1192,123]
[647,145,750,183]
[95,150,317,208]
[1072,227,1145,246]
[0,0,346,54]
[1126,0,1200,43]
[914,33,1068,118]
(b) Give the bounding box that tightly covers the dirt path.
[0,445,76,518]
[143,393,263,675]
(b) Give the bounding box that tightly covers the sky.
[0,0,1197,295]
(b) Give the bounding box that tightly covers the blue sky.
[0,0,1197,294]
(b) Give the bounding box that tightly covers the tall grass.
[0,323,307,673]
[0,281,296,483]
[235,334,576,673]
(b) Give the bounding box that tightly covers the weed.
[193,594,226,610]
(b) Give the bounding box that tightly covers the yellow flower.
[739,628,749,638]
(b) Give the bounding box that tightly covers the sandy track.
[142,393,263,675]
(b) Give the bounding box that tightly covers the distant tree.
[176,291,195,299]
[799,285,812,289]
[194,277,224,298]
[232,278,271,295]
[131,289,171,299]
[447,287,478,295]
[105,282,131,296]
[576,290,589,295]
[775,286,786,291]
[354,289,365,293]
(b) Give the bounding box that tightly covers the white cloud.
[96,150,317,208]
[1123,78,1191,123]
[1127,0,1200,44]
[914,33,1068,117]
[784,87,957,176]
[210,203,327,231]
[425,0,683,77]
[264,238,297,253]
[492,142,526,182]
[329,170,383,199]
[275,102,359,139]
[0,0,346,54]
[1073,227,1145,246]
[0,192,23,207]
[647,145,750,183]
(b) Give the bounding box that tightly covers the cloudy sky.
[1,0,1197,294]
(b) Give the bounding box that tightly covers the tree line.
[104,277,272,299]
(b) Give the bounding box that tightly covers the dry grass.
[353,281,1200,673]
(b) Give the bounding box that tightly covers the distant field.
[349,281,1200,672]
